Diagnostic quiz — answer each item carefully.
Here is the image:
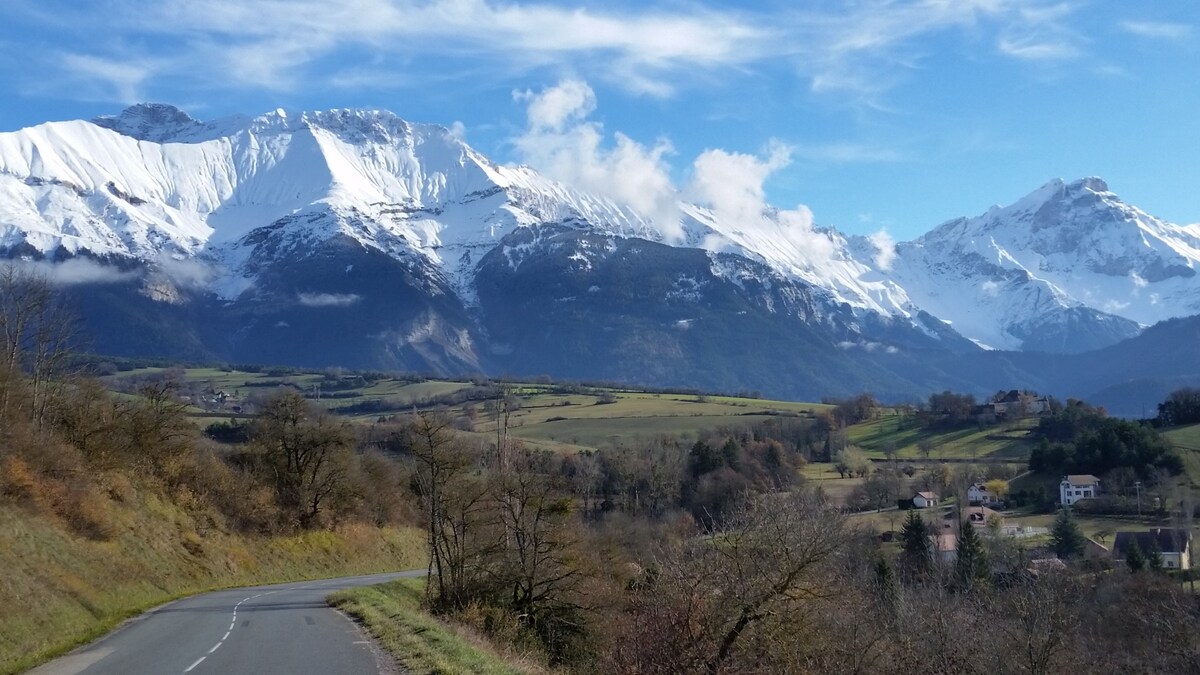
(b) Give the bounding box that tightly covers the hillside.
[0,487,423,675]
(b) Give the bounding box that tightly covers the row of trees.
[1157,387,1200,427]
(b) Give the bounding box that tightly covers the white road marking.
[179,589,288,672]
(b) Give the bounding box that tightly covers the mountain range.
[2,103,1198,412]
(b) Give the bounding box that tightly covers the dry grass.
[0,485,425,675]
[330,579,548,675]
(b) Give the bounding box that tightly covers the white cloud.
[513,80,682,241]
[22,258,137,286]
[21,0,1087,104]
[686,142,835,268]
[115,0,767,95]
[59,53,155,103]
[981,280,1001,297]
[688,142,791,226]
[997,36,1079,60]
[1102,299,1130,313]
[514,79,595,131]
[792,142,903,164]
[511,81,836,267]
[1129,271,1148,291]
[868,229,897,271]
[297,292,361,307]
[156,255,214,288]
[1120,20,1192,40]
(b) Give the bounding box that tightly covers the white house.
[913,491,940,509]
[967,482,1000,505]
[1059,475,1100,506]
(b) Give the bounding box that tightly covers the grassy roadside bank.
[0,493,425,675]
[329,579,544,675]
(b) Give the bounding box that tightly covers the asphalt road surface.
[27,571,423,675]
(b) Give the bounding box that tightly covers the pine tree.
[1126,538,1146,573]
[900,509,933,574]
[1147,541,1165,573]
[1049,507,1085,559]
[955,521,988,590]
[873,556,899,620]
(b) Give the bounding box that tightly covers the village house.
[963,505,1002,529]
[983,390,1050,419]
[912,491,940,509]
[1112,529,1192,570]
[967,482,1001,506]
[1059,474,1100,506]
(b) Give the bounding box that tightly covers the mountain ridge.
[2,103,1199,401]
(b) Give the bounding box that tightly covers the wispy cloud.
[124,0,771,97]
[996,36,1079,60]
[16,0,1088,106]
[297,292,361,307]
[785,0,1084,101]
[58,53,156,103]
[1119,20,1192,40]
[21,258,137,285]
[791,142,903,164]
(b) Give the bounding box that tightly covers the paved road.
[28,571,423,675]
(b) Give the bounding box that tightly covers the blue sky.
[1,0,1197,240]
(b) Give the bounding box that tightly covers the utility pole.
[1134,481,1142,517]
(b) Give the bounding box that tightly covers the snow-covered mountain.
[1,104,1198,397]
[884,177,1200,351]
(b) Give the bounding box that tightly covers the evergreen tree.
[1126,538,1146,573]
[1049,507,1086,559]
[873,556,899,620]
[900,510,933,574]
[955,521,988,590]
[1147,541,1165,573]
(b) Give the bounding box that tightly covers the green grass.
[103,367,832,452]
[476,391,822,450]
[1164,423,1200,452]
[329,579,539,675]
[1164,424,1200,489]
[846,414,1036,461]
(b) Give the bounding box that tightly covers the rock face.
[1,104,1198,399]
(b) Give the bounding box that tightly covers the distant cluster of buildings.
[908,473,1192,570]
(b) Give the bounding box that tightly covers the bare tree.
[628,489,845,673]
[251,390,355,529]
[0,264,78,426]
[992,572,1082,675]
[492,452,586,654]
[407,410,492,609]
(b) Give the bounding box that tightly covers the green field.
[490,393,823,449]
[1164,424,1200,453]
[102,367,831,452]
[846,413,1037,461]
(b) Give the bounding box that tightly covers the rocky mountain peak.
[91,103,204,142]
